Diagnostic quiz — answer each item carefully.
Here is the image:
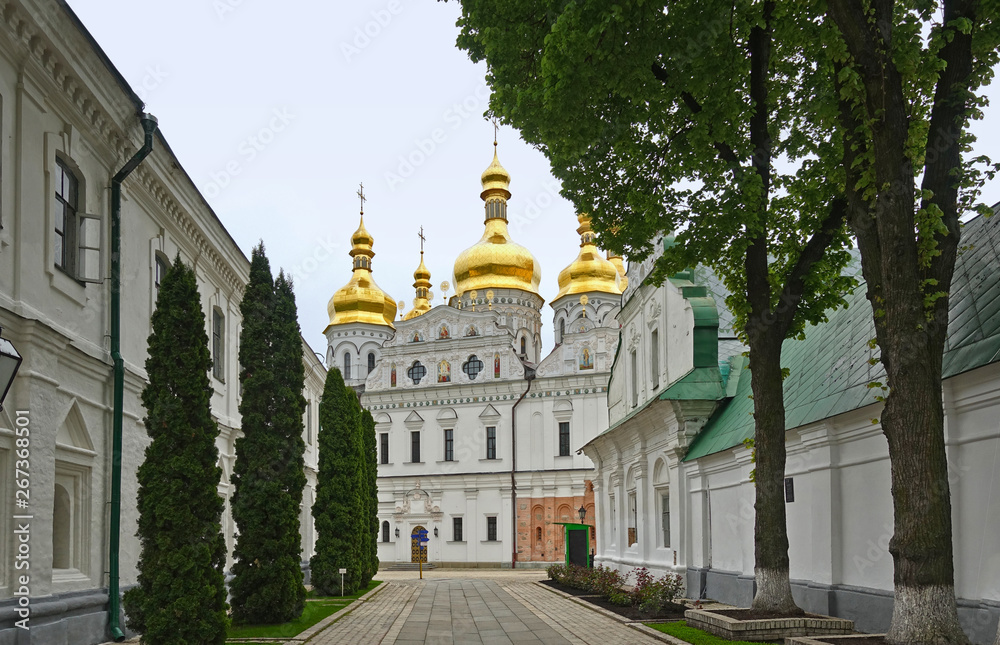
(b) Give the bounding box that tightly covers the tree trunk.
[747,330,802,614]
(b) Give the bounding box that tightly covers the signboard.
[339,568,347,574]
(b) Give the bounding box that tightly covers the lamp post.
[578,505,587,523]
[0,328,23,411]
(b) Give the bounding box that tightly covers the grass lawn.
[648,620,781,645]
[227,581,382,640]
[308,579,382,599]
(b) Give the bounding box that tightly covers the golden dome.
[607,251,629,291]
[554,214,623,301]
[453,146,541,298]
[403,252,433,320]
[325,215,397,331]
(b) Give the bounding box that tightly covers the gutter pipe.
[108,113,158,642]
[510,367,535,569]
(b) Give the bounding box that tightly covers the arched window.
[368,352,376,375]
[343,353,352,380]
[559,319,565,343]
[382,521,390,543]
[520,337,526,355]
[53,483,72,569]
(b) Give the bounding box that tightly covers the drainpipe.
[108,113,158,642]
[510,367,534,569]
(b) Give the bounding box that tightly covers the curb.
[531,581,688,645]
[297,582,389,642]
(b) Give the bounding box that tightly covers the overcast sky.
[69,0,1000,359]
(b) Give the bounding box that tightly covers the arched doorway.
[410,525,427,563]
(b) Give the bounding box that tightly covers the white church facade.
[323,150,627,567]
[583,213,1000,643]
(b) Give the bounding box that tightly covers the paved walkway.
[307,570,668,645]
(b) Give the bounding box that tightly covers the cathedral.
[323,144,626,567]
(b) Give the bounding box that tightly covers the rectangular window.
[54,160,78,273]
[558,422,571,457]
[444,429,454,461]
[486,516,497,542]
[380,433,389,465]
[485,426,496,460]
[154,254,169,302]
[410,431,420,463]
[212,310,225,381]
[651,329,659,389]
[453,517,463,541]
[661,493,670,548]
[630,350,639,407]
[305,402,312,445]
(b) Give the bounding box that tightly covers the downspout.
[510,367,534,569]
[108,113,158,642]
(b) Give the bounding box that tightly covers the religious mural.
[439,325,450,339]
[580,347,593,370]
[494,353,501,378]
[438,360,451,382]
[390,363,397,387]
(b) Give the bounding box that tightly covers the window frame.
[443,428,454,462]
[558,421,571,457]
[486,515,498,542]
[368,351,376,375]
[650,328,660,390]
[343,353,352,380]
[212,308,225,382]
[485,426,497,460]
[453,517,463,542]
[410,430,421,463]
[380,432,389,465]
[382,520,391,543]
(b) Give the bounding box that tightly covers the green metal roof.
[684,211,1000,462]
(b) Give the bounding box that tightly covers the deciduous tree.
[452,0,854,614]
[826,2,999,641]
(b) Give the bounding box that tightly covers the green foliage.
[124,255,229,645]
[360,408,379,585]
[230,245,307,624]
[311,368,366,595]
[742,438,757,483]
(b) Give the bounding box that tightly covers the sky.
[68,0,1000,359]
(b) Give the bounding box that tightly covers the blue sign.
[418,537,429,543]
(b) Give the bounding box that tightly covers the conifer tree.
[360,408,379,584]
[123,255,228,645]
[230,245,306,623]
[311,368,365,594]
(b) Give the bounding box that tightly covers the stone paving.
[101,570,675,645]
[306,569,669,645]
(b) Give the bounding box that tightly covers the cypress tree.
[123,255,228,645]
[230,245,306,623]
[360,408,379,585]
[311,368,364,595]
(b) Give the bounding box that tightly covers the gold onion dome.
[554,214,623,300]
[325,215,397,331]
[453,145,541,298]
[403,252,433,320]
[606,251,629,291]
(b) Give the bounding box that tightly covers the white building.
[583,213,1000,643]
[0,2,324,643]
[324,150,626,567]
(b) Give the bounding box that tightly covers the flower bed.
[546,563,685,615]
